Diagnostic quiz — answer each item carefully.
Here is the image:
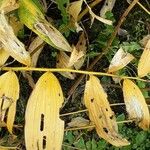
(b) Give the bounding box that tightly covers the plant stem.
[1,67,149,82]
[65,119,133,131]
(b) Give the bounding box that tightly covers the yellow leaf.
[19,0,72,52]
[0,12,31,66]
[108,47,134,73]
[25,72,64,150]
[83,0,112,26]
[28,36,44,67]
[0,71,19,133]
[22,37,44,88]
[68,0,83,31]
[74,32,87,69]
[0,46,9,66]
[138,39,150,77]
[0,0,19,13]
[68,46,84,67]
[56,52,76,79]
[84,75,129,146]
[123,79,150,130]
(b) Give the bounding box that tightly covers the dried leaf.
[22,71,35,89]
[9,14,24,35]
[139,35,150,47]
[100,0,116,18]
[138,39,150,77]
[22,37,44,89]
[68,46,84,67]
[84,0,112,26]
[0,0,19,13]
[108,47,134,73]
[19,0,72,52]
[84,75,129,146]
[25,72,64,150]
[28,36,44,67]
[0,46,9,66]
[123,79,150,130]
[74,32,87,69]
[67,117,90,127]
[56,52,76,79]
[0,12,31,66]
[0,71,19,133]
[68,0,83,32]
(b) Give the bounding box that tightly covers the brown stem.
[67,0,139,97]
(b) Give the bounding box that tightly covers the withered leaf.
[0,0,19,13]
[56,52,76,79]
[0,12,31,66]
[108,47,134,73]
[84,75,129,146]
[68,0,83,32]
[83,0,112,26]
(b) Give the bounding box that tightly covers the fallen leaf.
[25,72,64,150]
[0,0,19,13]
[138,39,150,77]
[0,71,19,134]
[56,52,76,79]
[84,0,112,26]
[67,117,90,127]
[84,75,129,146]
[19,0,72,52]
[108,47,134,73]
[0,12,31,66]
[123,79,150,130]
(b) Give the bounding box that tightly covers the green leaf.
[135,131,147,146]
[97,140,108,149]
[86,141,92,150]
[73,137,86,149]
[56,0,69,24]
[64,131,75,144]
[91,139,97,150]
[121,42,141,53]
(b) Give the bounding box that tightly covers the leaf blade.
[25,72,64,150]
[84,75,129,146]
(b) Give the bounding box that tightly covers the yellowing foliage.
[138,39,150,77]
[84,75,130,146]
[0,71,19,134]
[0,12,31,66]
[19,0,72,52]
[25,72,64,150]
[123,79,150,130]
